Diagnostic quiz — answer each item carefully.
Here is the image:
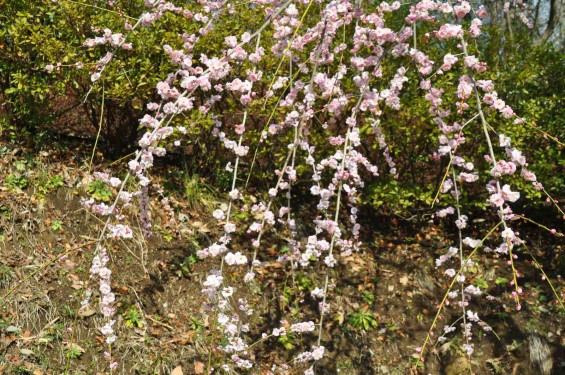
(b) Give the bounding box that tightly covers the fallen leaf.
[78,308,96,317]
[5,325,20,333]
[20,349,34,356]
[194,362,205,374]
[399,276,409,285]
[197,225,210,233]
[1,336,15,347]
[171,365,183,375]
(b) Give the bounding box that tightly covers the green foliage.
[123,305,143,329]
[183,174,217,212]
[0,0,222,155]
[486,39,565,207]
[35,173,64,197]
[189,316,205,333]
[44,323,64,343]
[474,277,489,290]
[5,173,28,191]
[277,333,296,350]
[361,290,376,306]
[65,343,84,359]
[86,180,112,202]
[505,339,523,352]
[0,0,561,220]
[160,228,175,242]
[163,168,218,213]
[170,255,198,278]
[348,308,378,331]
[361,26,565,216]
[409,356,426,372]
[366,179,434,215]
[13,159,29,172]
[0,0,83,135]
[62,305,77,318]
[295,274,314,292]
[51,220,63,231]
[486,358,504,374]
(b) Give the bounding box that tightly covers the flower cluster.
[82,246,117,350]
[73,0,551,372]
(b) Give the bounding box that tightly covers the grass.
[183,173,218,212]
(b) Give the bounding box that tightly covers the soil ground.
[0,135,563,375]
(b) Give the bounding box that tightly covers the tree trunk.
[540,0,563,43]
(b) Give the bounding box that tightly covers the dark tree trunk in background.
[84,98,141,159]
[485,0,563,45]
[541,0,563,42]
[103,100,140,158]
